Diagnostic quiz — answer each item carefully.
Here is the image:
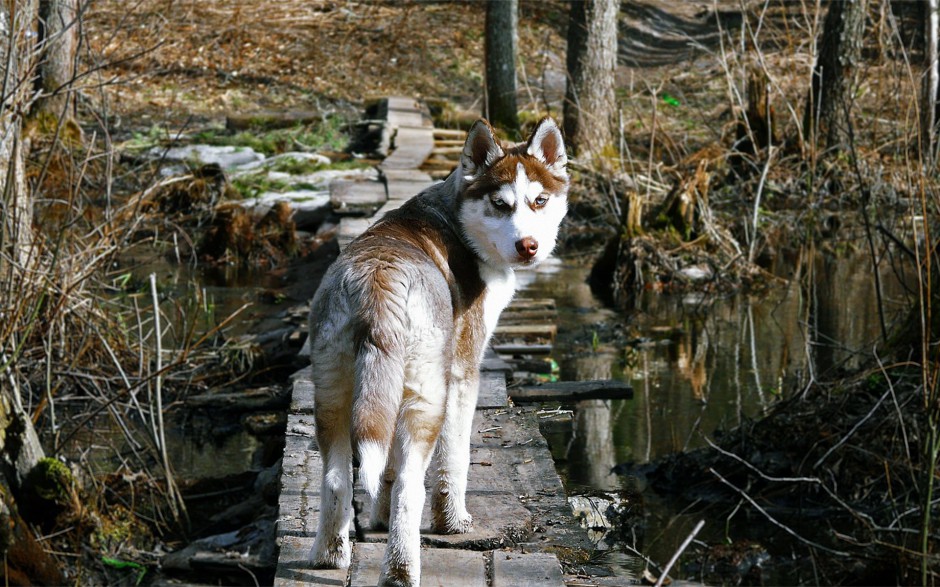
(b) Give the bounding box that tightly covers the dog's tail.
[350,302,406,501]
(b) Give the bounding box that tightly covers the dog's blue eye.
[492,198,509,209]
[534,195,548,207]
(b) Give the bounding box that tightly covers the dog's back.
[309,179,485,494]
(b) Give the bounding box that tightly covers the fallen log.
[509,380,633,403]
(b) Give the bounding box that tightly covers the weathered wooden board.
[382,126,435,170]
[290,369,315,414]
[491,552,565,587]
[433,128,468,139]
[355,491,532,549]
[330,179,387,215]
[507,298,556,310]
[385,179,437,200]
[477,370,508,409]
[187,385,289,411]
[350,543,486,587]
[498,308,559,323]
[337,217,374,251]
[509,380,634,403]
[380,168,434,182]
[491,343,553,355]
[274,535,349,587]
[480,349,513,374]
[493,323,557,340]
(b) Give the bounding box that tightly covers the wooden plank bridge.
[274,97,630,587]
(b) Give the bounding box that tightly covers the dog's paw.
[379,562,419,587]
[431,511,473,535]
[310,535,351,569]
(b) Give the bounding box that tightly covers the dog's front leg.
[430,368,478,534]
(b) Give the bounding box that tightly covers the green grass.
[192,116,349,155]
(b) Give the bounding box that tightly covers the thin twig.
[654,519,704,587]
[709,467,849,556]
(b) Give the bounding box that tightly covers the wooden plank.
[350,543,485,587]
[290,374,315,414]
[329,179,387,215]
[187,385,289,411]
[385,179,437,200]
[477,370,508,409]
[355,492,532,550]
[480,348,512,374]
[433,128,468,139]
[509,380,634,403]
[274,535,349,587]
[386,109,429,128]
[382,126,435,170]
[498,308,559,323]
[493,324,557,339]
[380,168,433,182]
[420,158,460,170]
[491,552,565,587]
[337,217,374,251]
[385,96,421,111]
[491,343,552,355]
[431,146,463,157]
[508,298,556,310]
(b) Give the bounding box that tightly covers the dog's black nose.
[515,237,538,260]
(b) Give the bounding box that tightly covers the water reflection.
[524,246,913,575]
[527,245,911,512]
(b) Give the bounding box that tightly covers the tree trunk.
[563,0,618,159]
[34,0,80,119]
[485,0,519,136]
[922,0,939,163]
[803,0,869,152]
[1,0,38,265]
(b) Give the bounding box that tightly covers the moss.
[90,504,150,553]
[27,458,73,505]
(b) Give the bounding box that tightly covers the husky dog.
[307,117,568,586]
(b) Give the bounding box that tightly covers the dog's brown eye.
[534,195,548,207]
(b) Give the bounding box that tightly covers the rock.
[678,264,713,282]
[232,151,330,173]
[149,144,265,172]
[243,190,331,231]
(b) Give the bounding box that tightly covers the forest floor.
[24,0,933,585]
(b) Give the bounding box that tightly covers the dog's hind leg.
[430,368,478,534]
[310,374,354,569]
[380,386,445,586]
[368,446,398,530]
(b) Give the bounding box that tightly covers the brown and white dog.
[307,117,568,586]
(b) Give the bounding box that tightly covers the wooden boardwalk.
[274,98,591,587]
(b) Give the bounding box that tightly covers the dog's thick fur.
[307,117,568,586]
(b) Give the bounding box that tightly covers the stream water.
[521,245,915,582]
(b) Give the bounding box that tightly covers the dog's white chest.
[479,263,516,337]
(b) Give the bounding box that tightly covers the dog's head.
[457,117,569,269]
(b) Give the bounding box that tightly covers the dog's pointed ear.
[526,117,567,175]
[461,119,504,177]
